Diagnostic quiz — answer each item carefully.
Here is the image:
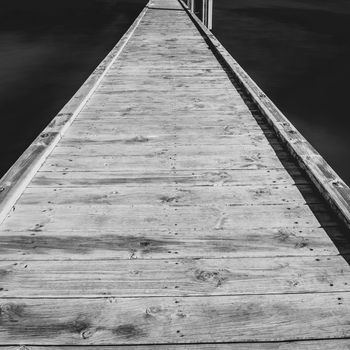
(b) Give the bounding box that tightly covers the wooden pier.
[0,0,349,348]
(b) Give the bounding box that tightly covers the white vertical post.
[207,0,213,30]
[202,0,208,27]
[189,0,195,12]
[201,0,213,30]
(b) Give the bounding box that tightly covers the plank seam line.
[5,337,350,347]
[0,256,346,262]
[0,224,340,231]
[25,185,313,189]
[0,2,150,225]
[12,203,326,207]
[2,290,350,299]
[178,0,350,230]
[32,167,290,172]
[0,253,345,262]
[32,167,298,172]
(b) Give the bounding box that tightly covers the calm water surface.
[1,0,350,184]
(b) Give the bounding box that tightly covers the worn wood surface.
[0,294,349,344]
[0,227,346,260]
[28,169,308,187]
[1,204,336,232]
[0,0,349,347]
[0,256,349,297]
[19,184,322,206]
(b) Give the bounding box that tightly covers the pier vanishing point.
[0,0,350,348]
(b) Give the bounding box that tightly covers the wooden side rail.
[0,4,149,225]
[179,0,350,230]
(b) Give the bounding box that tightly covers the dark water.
[1,1,350,185]
[212,0,350,184]
[0,0,147,176]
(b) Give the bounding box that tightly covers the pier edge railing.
[187,0,213,30]
[0,3,150,225]
[179,0,350,230]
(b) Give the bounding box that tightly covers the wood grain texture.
[0,226,344,260]
[50,144,281,158]
[2,204,334,232]
[19,184,322,206]
[0,294,349,344]
[0,256,348,297]
[38,153,291,172]
[29,169,308,188]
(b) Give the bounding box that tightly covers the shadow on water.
[0,0,147,177]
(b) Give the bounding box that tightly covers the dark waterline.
[212,0,350,185]
[0,0,147,177]
[0,0,349,185]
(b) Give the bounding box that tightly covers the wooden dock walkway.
[0,0,349,348]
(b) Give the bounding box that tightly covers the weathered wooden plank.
[67,117,266,131]
[63,127,272,142]
[50,144,281,158]
[99,77,234,89]
[19,184,322,206]
[39,153,289,172]
[81,104,251,115]
[74,110,260,124]
[29,169,307,187]
[111,61,224,70]
[98,81,235,91]
[77,107,258,116]
[108,67,225,74]
[2,204,331,232]
[60,133,271,147]
[0,293,349,344]
[67,122,264,134]
[0,256,348,297]
[0,226,344,260]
